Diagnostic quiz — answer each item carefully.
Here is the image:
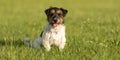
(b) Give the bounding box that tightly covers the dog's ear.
[45,8,50,16]
[60,8,68,17]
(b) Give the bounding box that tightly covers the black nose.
[53,17,57,20]
[53,15,58,23]
[53,19,57,23]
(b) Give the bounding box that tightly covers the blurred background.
[0,0,120,60]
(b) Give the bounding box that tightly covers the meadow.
[0,0,120,60]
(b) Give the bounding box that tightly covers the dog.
[25,7,68,51]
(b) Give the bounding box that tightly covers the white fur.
[25,23,66,51]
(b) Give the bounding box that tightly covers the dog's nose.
[53,17,57,21]
[53,15,58,23]
[53,19,57,23]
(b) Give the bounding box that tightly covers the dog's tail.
[24,37,42,48]
[24,37,31,47]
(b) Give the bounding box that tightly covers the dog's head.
[45,7,68,27]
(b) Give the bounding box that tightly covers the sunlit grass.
[0,0,120,60]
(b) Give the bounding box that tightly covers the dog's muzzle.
[52,14,59,23]
[52,14,59,27]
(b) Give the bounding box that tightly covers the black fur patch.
[40,31,43,37]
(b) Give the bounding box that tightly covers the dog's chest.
[43,24,65,41]
[49,29,61,40]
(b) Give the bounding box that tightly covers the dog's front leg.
[59,36,66,51]
[43,40,51,51]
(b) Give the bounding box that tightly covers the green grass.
[0,0,120,60]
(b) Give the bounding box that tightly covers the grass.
[0,0,120,60]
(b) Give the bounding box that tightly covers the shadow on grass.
[0,39,25,47]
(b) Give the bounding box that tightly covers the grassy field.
[0,0,120,60]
